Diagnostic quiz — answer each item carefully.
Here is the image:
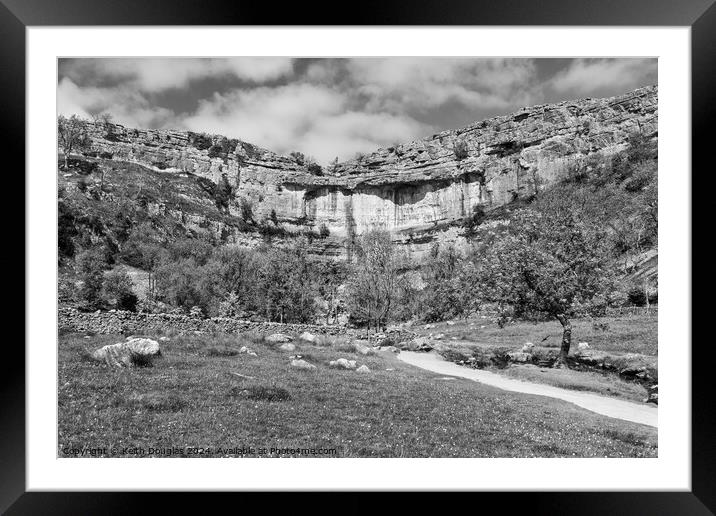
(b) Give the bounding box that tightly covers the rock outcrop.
[78,85,657,258]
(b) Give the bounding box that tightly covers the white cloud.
[182,83,428,164]
[549,58,657,96]
[62,58,294,92]
[344,58,537,113]
[57,77,178,128]
[57,58,657,164]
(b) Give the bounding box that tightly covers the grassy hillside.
[58,157,247,264]
[59,330,657,458]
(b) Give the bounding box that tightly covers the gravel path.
[397,351,657,428]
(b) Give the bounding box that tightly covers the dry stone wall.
[58,307,414,341]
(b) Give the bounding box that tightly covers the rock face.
[79,86,657,258]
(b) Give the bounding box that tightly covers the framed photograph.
[7,0,711,511]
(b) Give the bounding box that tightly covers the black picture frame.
[5,0,711,512]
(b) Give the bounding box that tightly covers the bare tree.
[58,115,90,169]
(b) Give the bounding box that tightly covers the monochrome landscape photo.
[57,57,658,458]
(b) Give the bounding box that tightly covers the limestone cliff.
[78,85,657,257]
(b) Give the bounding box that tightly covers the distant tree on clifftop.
[58,115,91,170]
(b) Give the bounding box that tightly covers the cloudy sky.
[58,58,656,164]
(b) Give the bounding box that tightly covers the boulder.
[90,338,161,368]
[279,343,296,352]
[577,342,590,351]
[507,351,532,363]
[354,341,375,355]
[266,333,293,344]
[446,321,456,326]
[409,337,433,351]
[299,331,320,344]
[356,365,370,373]
[290,359,316,370]
[329,358,357,370]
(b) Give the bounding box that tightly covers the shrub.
[76,249,107,310]
[289,151,306,165]
[206,346,240,357]
[218,291,241,318]
[189,132,213,150]
[307,162,323,175]
[230,385,291,402]
[208,145,224,158]
[318,223,330,238]
[592,320,610,332]
[125,392,185,411]
[239,197,254,222]
[453,139,469,160]
[102,269,138,311]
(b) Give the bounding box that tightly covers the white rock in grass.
[578,342,590,351]
[290,359,316,370]
[521,342,535,352]
[507,351,532,363]
[266,333,293,344]
[329,358,357,370]
[446,321,456,326]
[280,343,296,352]
[125,337,161,356]
[91,338,161,368]
[299,331,320,344]
[356,365,370,373]
[354,342,374,355]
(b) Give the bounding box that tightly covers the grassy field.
[58,330,657,458]
[497,364,649,402]
[413,314,658,356]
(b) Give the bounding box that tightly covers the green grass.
[414,314,657,356]
[498,364,649,402]
[59,331,657,458]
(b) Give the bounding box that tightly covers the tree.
[257,239,318,323]
[317,260,347,325]
[76,248,107,310]
[473,208,613,367]
[420,243,473,322]
[328,157,340,175]
[120,223,166,301]
[92,112,114,138]
[58,115,91,170]
[346,230,402,338]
